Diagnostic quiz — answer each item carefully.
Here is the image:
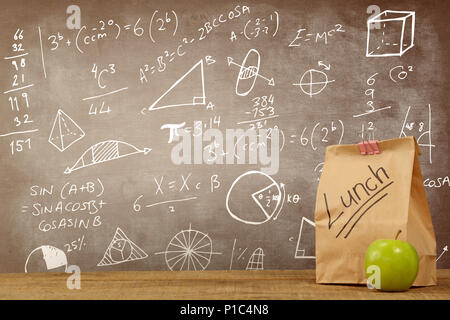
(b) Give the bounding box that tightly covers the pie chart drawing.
[236,49,261,96]
[24,245,68,273]
[156,225,221,271]
[293,69,335,97]
[226,170,285,225]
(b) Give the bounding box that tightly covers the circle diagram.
[226,170,285,225]
[163,227,219,271]
[236,49,261,96]
[293,69,335,97]
[97,227,148,267]
[109,239,133,263]
[24,245,68,273]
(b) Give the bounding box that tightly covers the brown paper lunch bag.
[314,136,436,286]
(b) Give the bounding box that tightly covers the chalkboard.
[0,0,449,273]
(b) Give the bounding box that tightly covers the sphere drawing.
[294,69,334,97]
[109,239,133,263]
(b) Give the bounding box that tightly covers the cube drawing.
[366,10,415,57]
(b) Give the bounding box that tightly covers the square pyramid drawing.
[97,227,148,267]
[48,109,85,152]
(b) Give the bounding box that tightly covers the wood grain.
[0,269,449,300]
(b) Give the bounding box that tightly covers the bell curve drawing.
[64,140,152,174]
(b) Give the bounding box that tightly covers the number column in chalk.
[2,28,37,155]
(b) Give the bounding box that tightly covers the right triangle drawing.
[97,227,148,267]
[147,59,206,111]
[294,217,316,259]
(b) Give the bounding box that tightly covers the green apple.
[365,233,419,292]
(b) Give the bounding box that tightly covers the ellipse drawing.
[235,49,261,96]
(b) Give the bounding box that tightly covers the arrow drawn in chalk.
[318,61,330,71]
[436,245,448,262]
[227,54,275,87]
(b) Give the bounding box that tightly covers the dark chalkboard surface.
[0,0,448,273]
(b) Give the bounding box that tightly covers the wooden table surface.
[0,269,449,300]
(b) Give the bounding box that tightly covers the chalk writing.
[230,10,279,41]
[353,72,391,118]
[289,24,345,47]
[2,27,38,157]
[400,104,434,164]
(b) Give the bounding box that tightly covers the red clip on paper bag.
[358,142,366,154]
[369,140,380,154]
[358,140,380,155]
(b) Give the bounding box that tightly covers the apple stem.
[395,230,402,240]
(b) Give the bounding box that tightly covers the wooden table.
[0,269,449,300]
